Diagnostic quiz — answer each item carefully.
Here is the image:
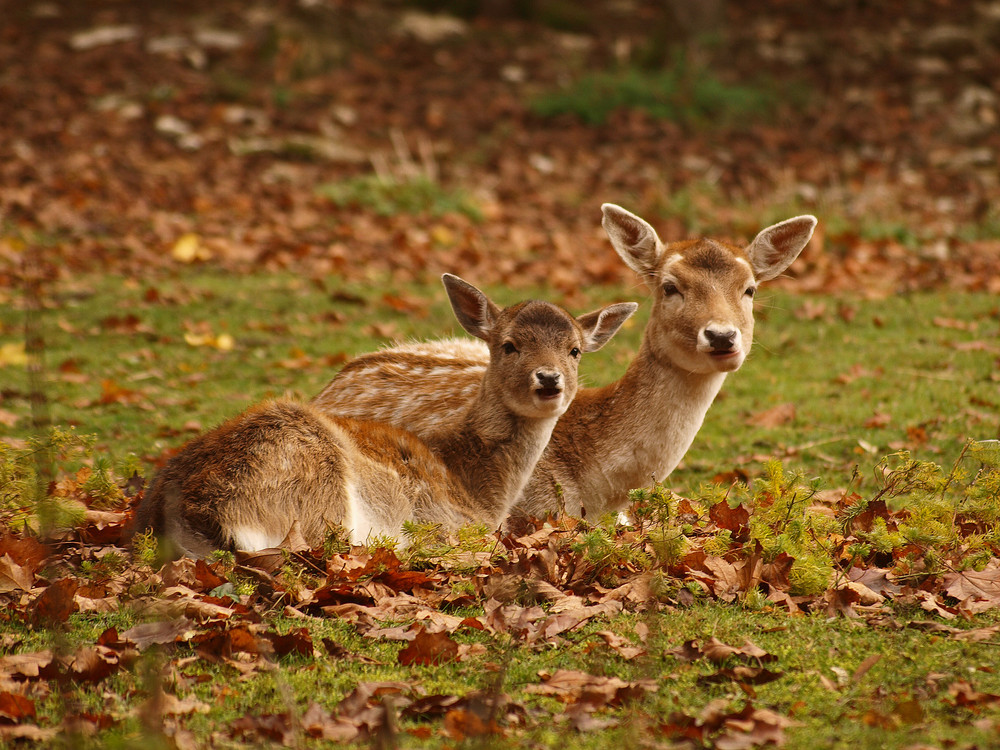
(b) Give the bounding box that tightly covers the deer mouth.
[535,387,563,401]
[709,349,740,360]
[707,348,745,371]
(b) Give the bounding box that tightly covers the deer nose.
[704,327,737,352]
[536,370,562,390]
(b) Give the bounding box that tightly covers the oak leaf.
[397,627,459,666]
[0,554,34,593]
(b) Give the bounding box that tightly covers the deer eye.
[502,341,518,355]
[663,282,680,297]
[570,347,581,359]
[744,286,756,298]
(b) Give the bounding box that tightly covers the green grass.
[529,59,783,127]
[2,272,999,747]
[1,272,996,487]
[7,604,999,748]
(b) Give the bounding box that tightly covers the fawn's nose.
[535,370,562,391]
[704,327,738,353]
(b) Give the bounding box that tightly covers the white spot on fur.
[345,480,373,545]
[232,527,285,551]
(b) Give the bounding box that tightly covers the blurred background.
[2,0,999,297]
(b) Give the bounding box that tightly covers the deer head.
[601,204,816,375]
[442,273,637,420]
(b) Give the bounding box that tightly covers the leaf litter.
[0,449,998,745]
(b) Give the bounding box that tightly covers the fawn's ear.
[442,274,502,341]
[575,302,638,352]
[746,215,817,282]
[602,203,663,286]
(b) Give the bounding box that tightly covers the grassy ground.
[1,270,996,488]
[1,271,999,748]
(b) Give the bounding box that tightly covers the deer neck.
[563,334,727,507]
[428,381,558,524]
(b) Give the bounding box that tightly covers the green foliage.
[78,551,127,579]
[365,533,400,554]
[570,522,651,579]
[630,483,689,565]
[955,205,1000,241]
[322,524,352,557]
[0,427,128,533]
[131,528,160,568]
[317,174,482,220]
[529,55,780,127]
[628,446,1000,596]
[401,521,504,571]
[81,456,125,509]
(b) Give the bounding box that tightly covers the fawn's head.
[442,274,637,419]
[601,204,816,375]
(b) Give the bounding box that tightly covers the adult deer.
[311,205,816,522]
[133,274,635,558]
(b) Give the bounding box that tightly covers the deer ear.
[442,274,501,341]
[602,204,663,285]
[746,215,817,282]
[576,302,638,353]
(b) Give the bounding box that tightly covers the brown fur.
[133,275,635,557]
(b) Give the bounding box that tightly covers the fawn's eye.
[502,341,518,355]
[744,286,756,298]
[570,347,581,359]
[663,282,680,297]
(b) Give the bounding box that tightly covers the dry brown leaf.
[593,631,646,660]
[0,554,35,593]
[524,669,658,707]
[397,627,459,666]
[943,562,1000,608]
[0,691,36,723]
[30,577,79,626]
[121,618,196,650]
[746,403,796,428]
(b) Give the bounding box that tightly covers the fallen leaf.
[0,725,59,742]
[851,654,881,683]
[0,342,28,368]
[262,627,313,657]
[171,233,212,263]
[746,403,796,428]
[948,680,1000,708]
[121,618,195,650]
[443,707,502,741]
[0,691,36,723]
[943,562,1000,608]
[524,669,658,708]
[0,651,55,681]
[593,631,646,660]
[335,681,409,718]
[397,627,459,666]
[30,577,79,626]
[300,702,360,741]
[0,554,35,593]
[183,331,235,350]
[863,412,891,429]
[932,316,976,331]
